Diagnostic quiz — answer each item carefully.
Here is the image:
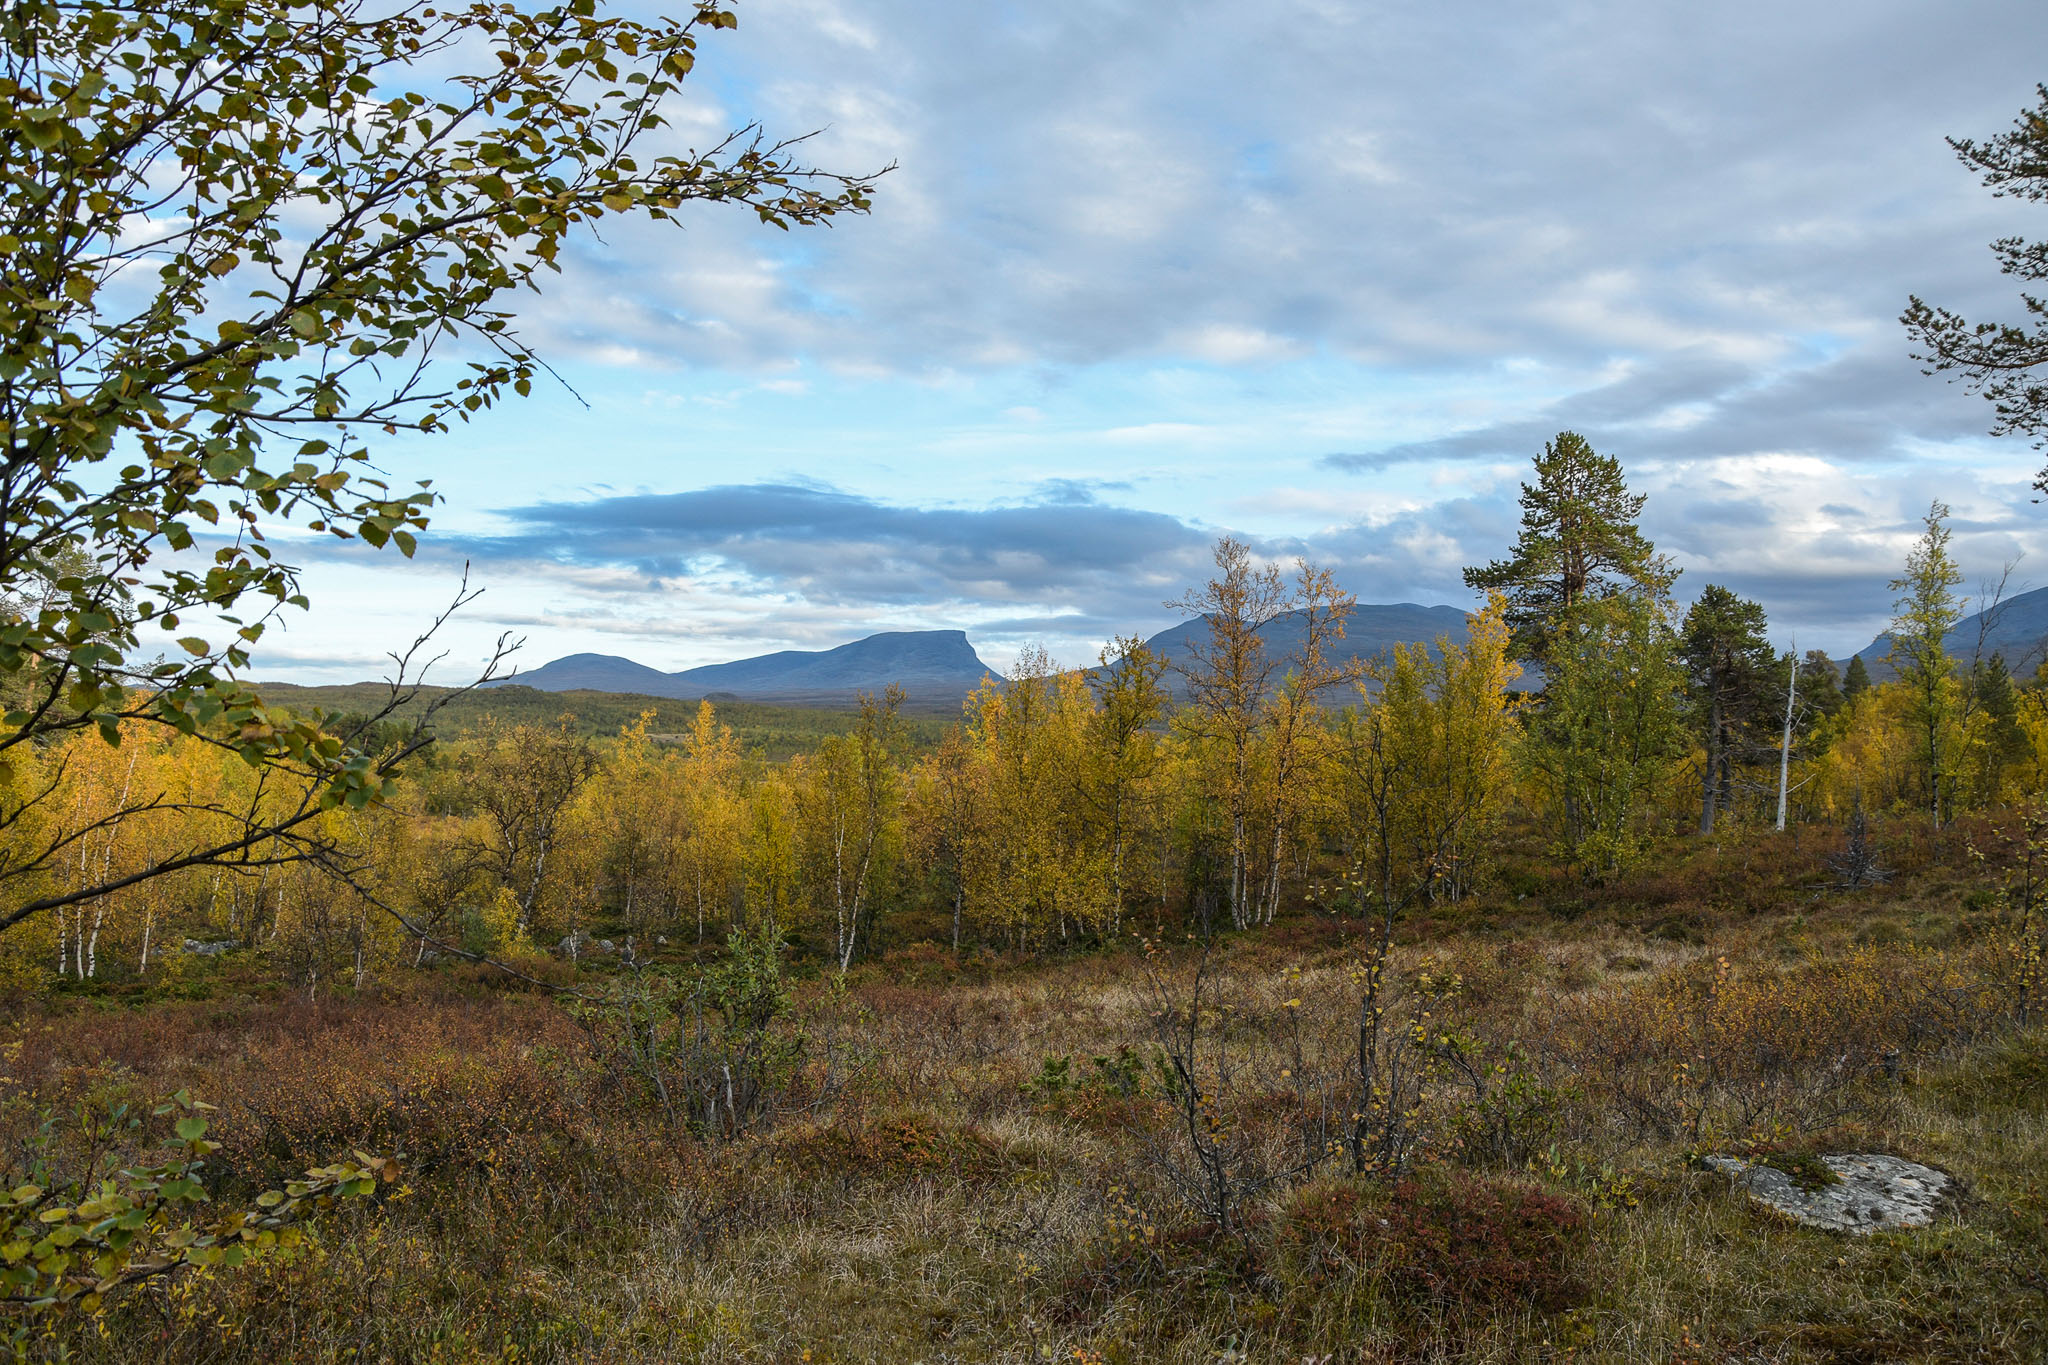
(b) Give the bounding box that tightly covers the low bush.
[1376,1174,1590,1312]
[1276,1173,1589,1313]
[764,1109,1010,1186]
[1560,943,2014,1142]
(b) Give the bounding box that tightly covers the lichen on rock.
[1703,1153,1951,1234]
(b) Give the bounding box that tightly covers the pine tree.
[1901,85,2048,493]
[1679,586,1776,834]
[1970,652,2031,802]
[1843,654,1873,699]
[1800,650,1846,719]
[1523,593,1685,877]
[1463,432,1676,661]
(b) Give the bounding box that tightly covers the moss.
[1757,1148,1841,1193]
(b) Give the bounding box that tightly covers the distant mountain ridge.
[1850,583,2048,679]
[487,629,996,703]
[491,606,1509,709]
[1140,602,1495,695]
[313,586,2048,710]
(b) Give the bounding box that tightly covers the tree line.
[0,432,2037,991]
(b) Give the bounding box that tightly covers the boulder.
[182,938,236,957]
[1704,1153,1951,1234]
[554,931,617,959]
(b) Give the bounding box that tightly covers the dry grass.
[2,821,2045,1363]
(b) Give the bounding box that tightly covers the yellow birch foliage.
[1349,595,1522,902]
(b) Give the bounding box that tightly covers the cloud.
[451,481,1215,632]
[504,0,2046,383]
[1323,343,1991,473]
[240,0,2048,680]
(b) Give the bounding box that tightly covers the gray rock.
[1704,1153,1951,1234]
[556,931,618,959]
[182,938,236,957]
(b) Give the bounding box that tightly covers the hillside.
[1851,582,2048,679]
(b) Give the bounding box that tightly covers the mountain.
[1143,603,1473,678]
[490,630,997,705]
[1850,583,2048,680]
[1139,602,1527,694]
[494,606,1507,710]
[671,629,993,695]
[486,653,681,695]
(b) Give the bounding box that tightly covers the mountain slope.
[1851,582,2048,678]
[1143,603,1473,677]
[1140,602,1526,694]
[672,630,991,694]
[491,653,683,695]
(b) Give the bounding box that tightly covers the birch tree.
[0,0,879,946]
[1887,501,1966,828]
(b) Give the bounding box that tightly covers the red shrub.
[1378,1176,1589,1312]
[1278,1174,1588,1311]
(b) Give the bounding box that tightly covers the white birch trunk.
[1776,650,1797,832]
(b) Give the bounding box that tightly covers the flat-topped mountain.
[489,629,996,703]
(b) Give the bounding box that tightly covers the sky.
[250,0,2048,685]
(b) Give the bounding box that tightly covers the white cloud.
[238,0,2048,678]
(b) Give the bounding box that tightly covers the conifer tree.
[1970,652,2031,801]
[1524,593,1685,877]
[1843,654,1873,699]
[1679,586,1776,834]
[1801,650,1847,720]
[1463,432,1676,661]
[1902,85,2048,493]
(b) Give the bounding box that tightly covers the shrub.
[1376,1175,1589,1312]
[567,925,807,1141]
[1449,1044,1569,1168]
[1276,1174,1589,1312]
[1561,944,2013,1141]
[0,1090,393,1330]
[764,1110,1009,1187]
